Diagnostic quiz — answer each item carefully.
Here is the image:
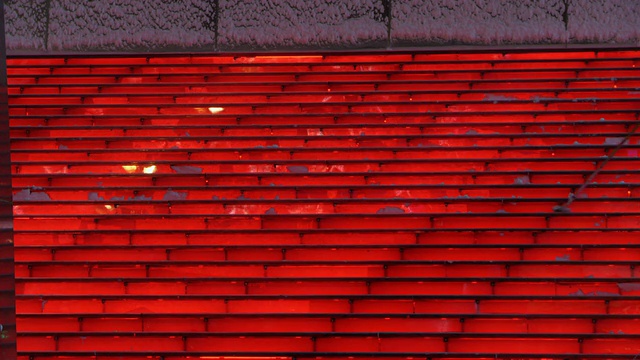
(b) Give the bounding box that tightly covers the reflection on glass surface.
[143,165,157,174]
[122,165,138,173]
[208,107,224,114]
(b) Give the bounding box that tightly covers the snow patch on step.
[287,165,309,173]
[163,189,188,201]
[14,188,51,201]
[604,137,629,146]
[88,192,105,201]
[483,94,518,102]
[513,175,531,185]
[376,206,405,214]
[129,194,153,201]
[171,165,203,174]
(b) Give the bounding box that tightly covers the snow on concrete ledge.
[392,0,568,45]
[218,0,388,50]
[47,0,216,51]
[4,0,48,51]
[568,0,640,43]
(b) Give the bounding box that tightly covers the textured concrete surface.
[4,0,48,51]
[218,0,388,50]
[568,0,640,43]
[392,0,567,45]
[47,0,216,51]
[2,0,639,52]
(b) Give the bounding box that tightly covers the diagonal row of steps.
[9,50,640,359]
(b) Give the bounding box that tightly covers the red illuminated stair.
[8,50,640,359]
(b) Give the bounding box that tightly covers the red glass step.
[9,49,640,359]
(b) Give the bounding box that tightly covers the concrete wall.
[4,0,639,53]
